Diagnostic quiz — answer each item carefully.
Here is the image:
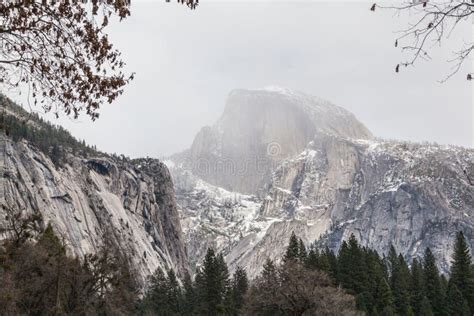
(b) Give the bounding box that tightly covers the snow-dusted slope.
[169,88,474,277]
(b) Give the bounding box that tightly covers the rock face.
[0,134,189,285]
[173,87,373,195]
[168,88,474,277]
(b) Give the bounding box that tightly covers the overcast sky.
[8,1,473,157]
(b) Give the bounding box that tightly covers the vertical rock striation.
[1,136,188,285]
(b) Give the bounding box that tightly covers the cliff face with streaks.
[168,88,473,277]
[0,99,189,284]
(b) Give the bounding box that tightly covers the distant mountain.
[168,88,473,277]
[0,96,189,284]
[172,87,373,195]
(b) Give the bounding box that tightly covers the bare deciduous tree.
[371,0,473,81]
[0,0,198,120]
[245,261,361,315]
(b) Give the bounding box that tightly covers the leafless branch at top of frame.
[371,0,473,81]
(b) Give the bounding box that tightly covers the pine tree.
[181,272,195,316]
[324,246,338,281]
[305,246,320,270]
[284,232,300,262]
[261,258,278,284]
[423,248,443,315]
[410,258,424,315]
[445,282,470,316]
[195,248,219,315]
[166,269,181,314]
[348,235,369,295]
[144,268,171,314]
[376,277,394,312]
[215,253,232,314]
[194,249,232,315]
[338,240,351,288]
[449,231,474,312]
[231,266,248,316]
[366,248,386,313]
[419,296,434,316]
[298,238,307,261]
[51,143,62,167]
[389,252,411,315]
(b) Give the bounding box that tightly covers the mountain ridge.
[168,88,473,277]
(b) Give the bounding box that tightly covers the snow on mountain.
[169,88,474,277]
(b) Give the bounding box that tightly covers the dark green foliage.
[377,278,394,311]
[309,233,473,316]
[423,248,444,315]
[448,231,474,312]
[298,238,307,261]
[305,245,320,270]
[231,266,248,315]
[410,258,424,315]
[445,283,470,316]
[324,246,339,281]
[2,211,473,316]
[1,95,98,166]
[337,235,373,312]
[194,248,234,315]
[419,296,434,316]
[392,254,412,315]
[142,268,182,315]
[181,273,196,316]
[0,219,138,315]
[284,231,300,263]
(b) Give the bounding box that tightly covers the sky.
[7,1,473,157]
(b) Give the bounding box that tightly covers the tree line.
[1,207,472,315]
[1,95,98,166]
[140,231,473,315]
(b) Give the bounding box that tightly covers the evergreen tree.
[194,249,232,315]
[324,246,339,281]
[389,251,411,315]
[338,235,372,311]
[215,253,232,314]
[423,248,443,315]
[166,269,181,314]
[338,240,351,287]
[376,277,394,312]
[195,248,219,315]
[410,258,424,315]
[366,248,386,313]
[261,258,278,285]
[50,143,62,167]
[419,296,434,316]
[180,272,195,316]
[445,282,470,316]
[284,232,300,262]
[449,231,474,312]
[230,266,248,316]
[144,269,171,314]
[298,238,307,261]
[305,246,320,270]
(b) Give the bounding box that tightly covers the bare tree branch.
[371,0,473,81]
[0,0,199,120]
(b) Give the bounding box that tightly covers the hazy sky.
[8,1,473,157]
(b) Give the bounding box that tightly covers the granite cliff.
[168,88,473,277]
[0,98,189,285]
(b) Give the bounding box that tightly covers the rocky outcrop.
[263,134,473,273]
[173,87,373,195]
[169,88,473,277]
[0,135,188,284]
